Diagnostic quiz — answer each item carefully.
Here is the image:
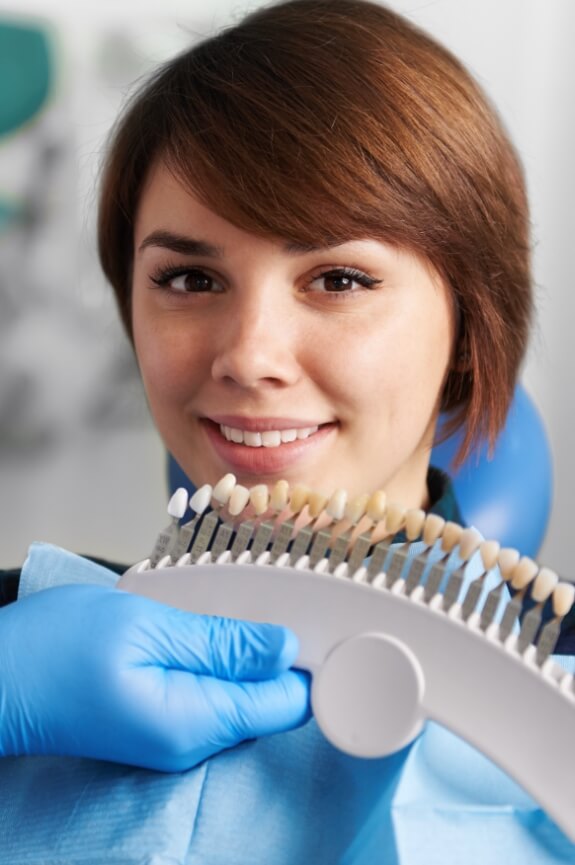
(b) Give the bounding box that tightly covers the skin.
[132,160,455,511]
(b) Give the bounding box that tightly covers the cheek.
[133,311,203,410]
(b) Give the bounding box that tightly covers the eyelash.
[149,264,382,297]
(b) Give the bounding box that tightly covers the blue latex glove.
[0,584,310,770]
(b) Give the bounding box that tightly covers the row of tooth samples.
[148,474,574,665]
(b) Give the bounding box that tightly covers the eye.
[306,267,381,294]
[151,266,224,294]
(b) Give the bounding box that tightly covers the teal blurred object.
[167,384,553,558]
[0,19,52,137]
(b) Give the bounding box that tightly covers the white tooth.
[262,430,281,447]
[326,489,347,520]
[230,427,243,443]
[228,484,250,516]
[189,484,213,514]
[212,473,236,504]
[280,428,298,443]
[167,488,189,519]
[244,431,262,447]
[296,427,311,440]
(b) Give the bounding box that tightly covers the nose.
[210,293,301,390]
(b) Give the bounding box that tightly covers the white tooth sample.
[280,428,298,443]
[228,484,251,516]
[230,427,244,443]
[326,489,347,520]
[423,514,445,546]
[510,556,538,591]
[498,547,520,580]
[189,484,213,514]
[262,430,282,447]
[552,581,575,617]
[244,431,262,447]
[167,487,189,519]
[289,484,310,514]
[345,493,369,525]
[308,490,328,518]
[479,539,500,572]
[222,425,231,441]
[405,508,426,541]
[212,473,236,504]
[250,484,269,515]
[270,479,290,511]
[531,567,558,604]
[385,502,406,535]
[366,490,387,523]
[441,520,463,553]
[458,527,482,562]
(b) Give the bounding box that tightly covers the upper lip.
[205,415,330,431]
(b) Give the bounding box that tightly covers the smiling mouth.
[219,424,320,448]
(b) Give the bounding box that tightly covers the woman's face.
[132,161,455,508]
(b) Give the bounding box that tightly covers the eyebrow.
[138,229,336,257]
[138,230,224,257]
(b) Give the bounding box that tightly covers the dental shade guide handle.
[118,557,575,842]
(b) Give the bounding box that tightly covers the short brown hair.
[98,0,532,463]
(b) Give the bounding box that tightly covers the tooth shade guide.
[119,546,575,840]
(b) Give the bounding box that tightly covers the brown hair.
[98,0,532,464]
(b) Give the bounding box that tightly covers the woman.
[0,1,572,861]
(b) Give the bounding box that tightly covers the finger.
[225,670,312,740]
[149,609,300,681]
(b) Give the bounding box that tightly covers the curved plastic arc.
[118,561,574,842]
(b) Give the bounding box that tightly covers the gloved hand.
[0,583,310,771]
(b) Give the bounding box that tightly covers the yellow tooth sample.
[440,520,463,554]
[249,484,269,516]
[289,484,311,514]
[423,514,445,547]
[510,556,538,591]
[531,567,559,604]
[366,490,386,523]
[270,479,290,512]
[552,581,575,618]
[385,502,406,535]
[405,508,426,542]
[458,527,482,562]
[479,539,500,572]
[345,493,370,525]
[212,473,237,505]
[498,547,520,580]
[308,490,328,519]
[228,484,250,517]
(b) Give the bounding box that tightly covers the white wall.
[0,0,573,575]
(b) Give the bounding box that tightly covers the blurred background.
[0,0,573,573]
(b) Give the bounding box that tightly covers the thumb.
[202,669,312,748]
[150,608,300,681]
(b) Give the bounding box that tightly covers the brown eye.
[152,267,224,294]
[323,273,355,292]
[172,270,217,293]
[307,268,381,294]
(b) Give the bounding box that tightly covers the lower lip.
[202,420,336,476]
